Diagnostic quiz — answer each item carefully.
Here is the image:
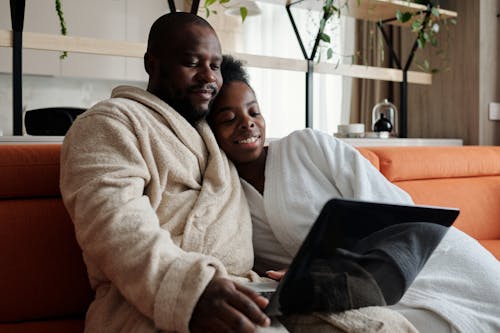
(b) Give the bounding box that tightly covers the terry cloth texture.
[60,85,259,333]
[244,129,500,332]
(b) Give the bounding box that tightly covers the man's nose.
[196,65,217,83]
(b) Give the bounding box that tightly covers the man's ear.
[144,52,154,75]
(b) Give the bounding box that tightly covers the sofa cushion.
[0,144,61,198]
[394,176,500,240]
[478,240,500,260]
[367,146,500,182]
[0,198,93,322]
[357,148,380,170]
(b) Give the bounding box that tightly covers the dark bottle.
[373,114,393,132]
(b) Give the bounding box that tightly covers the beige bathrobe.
[60,85,259,332]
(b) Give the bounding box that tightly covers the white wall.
[0,0,350,138]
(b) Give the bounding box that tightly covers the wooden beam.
[229,52,308,72]
[314,62,432,84]
[0,30,145,58]
[0,30,431,85]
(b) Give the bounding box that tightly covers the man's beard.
[166,85,218,125]
[168,97,212,125]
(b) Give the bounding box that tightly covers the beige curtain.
[350,21,401,132]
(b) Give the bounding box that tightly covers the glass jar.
[372,99,398,136]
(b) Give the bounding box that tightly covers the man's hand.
[190,277,271,333]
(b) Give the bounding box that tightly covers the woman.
[208,56,500,333]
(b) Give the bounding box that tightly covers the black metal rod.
[377,6,433,138]
[12,31,23,135]
[305,60,313,128]
[167,0,176,13]
[400,71,408,138]
[286,4,308,60]
[310,9,330,61]
[380,17,398,25]
[287,3,315,128]
[10,0,26,136]
[376,22,402,69]
[404,8,432,71]
[190,0,200,14]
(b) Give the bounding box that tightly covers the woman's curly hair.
[220,55,250,86]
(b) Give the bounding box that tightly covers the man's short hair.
[147,12,213,54]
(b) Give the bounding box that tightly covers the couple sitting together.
[59,11,500,333]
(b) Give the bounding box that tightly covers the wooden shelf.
[0,30,431,84]
[270,0,457,27]
[341,0,456,26]
[0,30,144,58]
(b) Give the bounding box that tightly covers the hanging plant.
[55,0,68,59]
[203,0,248,22]
[394,1,456,73]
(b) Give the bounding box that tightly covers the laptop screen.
[264,198,459,316]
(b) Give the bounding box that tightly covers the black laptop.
[250,198,459,316]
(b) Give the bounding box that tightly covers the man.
[60,12,416,333]
[60,12,270,332]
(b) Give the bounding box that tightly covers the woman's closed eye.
[249,106,261,117]
[216,111,236,124]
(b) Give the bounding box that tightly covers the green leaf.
[212,9,217,14]
[327,48,333,59]
[219,0,230,4]
[417,38,424,49]
[431,6,440,18]
[450,18,457,25]
[319,18,326,31]
[397,11,413,23]
[319,32,331,43]
[396,10,402,21]
[205,8,210,17]
[240,7,248,22]
[422,31,430,41]
[205,0,216,7]
[424,59,430,70]
[412,20,422,32]
[334,58,340,69]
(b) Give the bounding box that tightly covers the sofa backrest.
[363,146,500,258]
[0,144,93,323]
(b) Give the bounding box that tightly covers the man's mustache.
[190,84,218,95]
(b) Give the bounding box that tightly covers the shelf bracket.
[10,0,25,136]
[286,0,329,128]
[376,6,432,138]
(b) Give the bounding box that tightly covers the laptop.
[249,198,459,316]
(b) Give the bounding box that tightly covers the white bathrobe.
[243,128,500,333]
[60,86,259,333]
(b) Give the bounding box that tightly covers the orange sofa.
[0,144,499,331]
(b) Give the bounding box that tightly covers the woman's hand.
[266,269,287,281]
